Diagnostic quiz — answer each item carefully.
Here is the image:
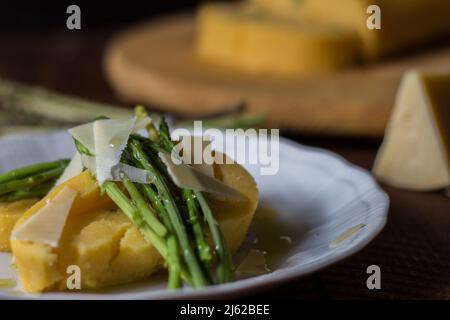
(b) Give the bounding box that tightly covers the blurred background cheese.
[373,70,450,191]
[196,3,360,76]
[301,0,450,60]
[103,0,450,136]
[248,0,450,61]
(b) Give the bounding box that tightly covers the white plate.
[0,131,388,299]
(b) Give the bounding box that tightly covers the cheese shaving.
[175,135,215,178]
[133,116,153,134]
[53,152,83,187]
[11,186,78,248]
[68,117,137,184]
[81,155,155,184]
[158,152,244,201]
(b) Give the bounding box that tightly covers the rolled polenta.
[251,0,450,60]
[0,199,38,252]
[11,158,258,292]
[196,3,360,76]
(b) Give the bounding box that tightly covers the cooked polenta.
[2,114,259,293]
[11,161,257,292]
[0,198,38,251]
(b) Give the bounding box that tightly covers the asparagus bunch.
[73,109,235,289]
[157,116,234,283]
[0,77,266,138]
[0,159,69,202]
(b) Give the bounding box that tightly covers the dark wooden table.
[0,28,449,300]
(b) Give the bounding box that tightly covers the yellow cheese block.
[11,161,258,292]
[196,3,360,76]
[373,70,450,190]
[0,199,38,252]
[254,0,450,60]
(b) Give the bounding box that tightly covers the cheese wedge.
[0,198,38,252]
[11,159,258,292]
[196,3,360,76]
[373,70,450,191]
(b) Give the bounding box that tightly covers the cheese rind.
[196,3,360,76]
[373,71,450,190]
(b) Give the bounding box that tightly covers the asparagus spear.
[129,140,209,287]
[0,166,66,196]
[138,181,183,289]
[105,179,192,288]
[0,77,134,125]
[134,111,213,280]
[194,191,234,283]
[0,160,69,202]
[157,119,212,263]
[121,173,167,238]
[158,118,234,283]
[177,111,267,130]
[183,189,212,265]
[0,182,54,202]
[143,112,234,282]
[166,235,182,289]
[0,159,69,184]
[102,181,167,257]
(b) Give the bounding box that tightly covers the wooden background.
[0,19,449,299]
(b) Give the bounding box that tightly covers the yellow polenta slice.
[11,161,258,292]
[11,171,115,292]
[196,3,360,77]
[251,0,450,60]
[0,199,39,252]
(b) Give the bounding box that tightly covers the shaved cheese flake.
[68,117,137,184]
[93,118,136,184]
[158,152,244,201]
[133,116,153,134]
[11,186,78,248]
[176,135,215,178]
[68,122,96,154]
[111,163,156,184]
[53,152,83,187]
[81,155,155,184]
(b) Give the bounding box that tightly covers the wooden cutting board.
[104,14,450,137]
